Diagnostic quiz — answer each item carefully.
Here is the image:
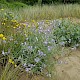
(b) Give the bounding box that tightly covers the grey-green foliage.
[52,19,80,47]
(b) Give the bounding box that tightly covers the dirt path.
[55,49,80,80]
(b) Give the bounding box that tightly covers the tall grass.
[0,63,21,80]
[0,4,80,21]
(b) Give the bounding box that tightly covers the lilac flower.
[25,68,31,72]
[3,40,6,43]
[23,63,26,67]
[48,46,53,51]
[34,57,40,63]
[28,46,33,51]
[43,41,48,45]
[24,42,27,45]
[59,42,65,46]
[2,49,10,55]
[2,50,5,55]
[9,37,13,41]
[51,39,55,43]
[26,38,28,40]
[28,64,35,68]
[38,50,46,56]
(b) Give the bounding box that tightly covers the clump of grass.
[0,62,21,80]
[1,4,80,21]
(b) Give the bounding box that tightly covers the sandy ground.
[55,49,80,80]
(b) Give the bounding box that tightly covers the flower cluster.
[9,59,17,67]
[0,34,6,40]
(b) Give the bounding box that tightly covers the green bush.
[52,19,80,47]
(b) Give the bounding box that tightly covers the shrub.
[52,19,80,47]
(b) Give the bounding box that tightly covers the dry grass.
[1,4,80,21]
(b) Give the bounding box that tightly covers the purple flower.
[2,50,5,55]
[28,46,33,51]
[43,41,48,45]
[34,57,40,63]
[25,68,31,72]
[38,50,46,56]
[48,46,53,51]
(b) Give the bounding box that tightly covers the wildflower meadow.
[0,1,80,80]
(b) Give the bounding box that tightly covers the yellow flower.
[1,9,4,11]
[13,27,16,28]
[2,23,5,25]
[46,20,49,22]
[14,64,17,67]
[7,26,10,28]
[2,37,6,40]
[32,20,35,23]
[12,61,15,64]
[16,24,19,27]
[23,24,26,27]
[9,59,14,64]
[28,25,30,28]
[0,34,4,38]
[60,18,62,20]
[9,59,13,63]
[11,20,17,23]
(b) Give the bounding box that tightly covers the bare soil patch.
[55,49,80,80]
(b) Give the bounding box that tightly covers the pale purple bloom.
[23,63,26,67]
[24,42,27,45]
[59,42,65,46]
[43,41,48,45]
[34,57,40,63]
[25,68,31,72]
[28,64,35,68]
[3,40,6,43]
[28,46,33,51]
[2,50,5,55]
[48,46,53,51]
[38,50,46,56]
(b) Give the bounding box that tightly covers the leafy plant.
[52,19,80,47]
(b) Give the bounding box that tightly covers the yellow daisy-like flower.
[12,61,15,64]
[9,59,15,64]
[28,25,30,28]
[14,64,17,67]
[1,9,4,11]
[13,27,16,28]
[0,34,4,38]
[32,20,35,23]
[9,59,13,63]
[2,37,6,40]
[2,23,5,25]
